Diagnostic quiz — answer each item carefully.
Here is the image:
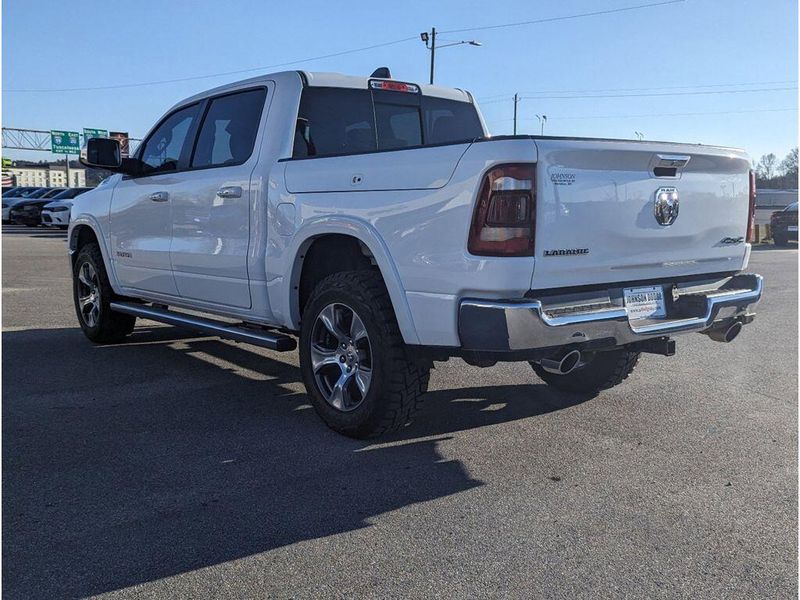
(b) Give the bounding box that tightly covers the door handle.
[216,186,242,199]
[149,191,169,202]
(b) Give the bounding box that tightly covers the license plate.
[623,285,667,321]
[789,225,797,232]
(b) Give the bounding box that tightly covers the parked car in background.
[39,187,67,200]
[23,188,56,199]
[770,202,798,246]
[41,187,92,229]
[2,187,47,222]
[9,194,64,227]
[3,186,42,198]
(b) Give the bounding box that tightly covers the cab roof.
[170,70,473,112]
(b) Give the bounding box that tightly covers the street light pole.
[536,115,547,135]
[420,29,480,85]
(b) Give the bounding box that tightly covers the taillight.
[747,169,756,242]
[468,164,536,256]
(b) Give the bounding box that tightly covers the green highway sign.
[51,130,81,155]
[83,128,108,142]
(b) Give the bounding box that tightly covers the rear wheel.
[531,348,640,394]
[773,232,790,247]
[299,271,430,438]
[73,243,136,343]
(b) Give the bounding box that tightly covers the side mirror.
[80,137,122,170]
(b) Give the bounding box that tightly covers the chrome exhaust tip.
[539,349,582,375]
[705,320,743,343]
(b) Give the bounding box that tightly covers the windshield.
[52,187,90,200]
[785,202,798,212]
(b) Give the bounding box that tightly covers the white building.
[7,166,86,188]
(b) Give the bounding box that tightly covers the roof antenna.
[370,67,391,79]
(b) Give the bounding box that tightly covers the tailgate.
[532,139,751,289]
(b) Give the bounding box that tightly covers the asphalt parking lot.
[2,225,797,599]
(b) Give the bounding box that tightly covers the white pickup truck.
[75,69,762,438]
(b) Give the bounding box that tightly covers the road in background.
[756,207,789,225]
[2,225,797,599]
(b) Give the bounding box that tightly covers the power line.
[439,0,684,34]
[507,86,797,102]
[5,36,418,93]
[477,80,799,102]
[479,86,798,104]
[488,107,798,124]
[6,1,685,94]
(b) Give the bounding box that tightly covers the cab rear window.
[293,86,482,158]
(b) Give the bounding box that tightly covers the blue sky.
[2,0,797,164]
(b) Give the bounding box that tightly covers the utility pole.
[420,29,480,85]
[429,27,436,85]
[513,94,519,135]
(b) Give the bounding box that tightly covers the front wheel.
[73,243,136,343]
[299,271,430,438]
[531,348,640,394]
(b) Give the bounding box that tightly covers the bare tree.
[757,153,778,180]
[780,147,798,179]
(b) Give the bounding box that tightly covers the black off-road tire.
[73,243,136,343]
[299,270,430,439]
[530,348,640,394]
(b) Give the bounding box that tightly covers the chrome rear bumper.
[459,273,763,352]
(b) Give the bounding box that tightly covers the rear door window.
[191,88,267,168]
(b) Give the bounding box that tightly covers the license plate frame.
[623,285,667,321]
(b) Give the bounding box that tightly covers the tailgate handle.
[655,154,691,168]
[653,154,691,178]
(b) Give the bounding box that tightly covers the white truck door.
[109,102,203,296]
[169,86,269,309]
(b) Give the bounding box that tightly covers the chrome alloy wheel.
[310,303,373,412]
[77,262,101,328]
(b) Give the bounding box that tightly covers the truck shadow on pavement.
[2,325,591,599]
